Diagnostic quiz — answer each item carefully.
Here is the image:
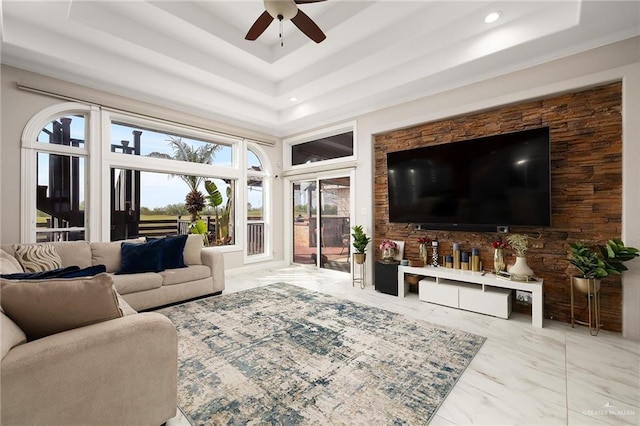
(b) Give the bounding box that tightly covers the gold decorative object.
[493,248,506,273]
[419,243,429,266]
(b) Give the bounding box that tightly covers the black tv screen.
[387,127,551,230]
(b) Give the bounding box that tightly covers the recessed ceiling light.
[484,11,502,24]
[289,97,298,102]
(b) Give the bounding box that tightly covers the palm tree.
[149,136,221,243]
[148,136,221,193]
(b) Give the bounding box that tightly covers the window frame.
[21,102,99,242]
[244,142,272,263]
[101,111,243,248]
[20,103,273,262]
[283,121,357,172]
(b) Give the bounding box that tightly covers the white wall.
[348,37,640,338]
[0,65,285,270]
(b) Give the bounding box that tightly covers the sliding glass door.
[291,174,351,272]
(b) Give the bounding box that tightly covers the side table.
[375,261,399,295]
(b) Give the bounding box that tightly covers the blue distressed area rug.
[158,283,485,425]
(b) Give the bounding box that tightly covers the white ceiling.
[1,0,639,136]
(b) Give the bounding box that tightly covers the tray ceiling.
[1,1,639,136]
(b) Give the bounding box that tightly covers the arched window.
[21,103,272,264]
[21,103,96,242]
[246,144,270,260]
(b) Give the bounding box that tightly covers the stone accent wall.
[374,82,623,331]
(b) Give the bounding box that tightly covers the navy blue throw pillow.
[118,239,165,274]
[147,235,187,270]
[1,264,107,280]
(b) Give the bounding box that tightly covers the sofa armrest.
[201,247,225,293]
[1,313,177,426]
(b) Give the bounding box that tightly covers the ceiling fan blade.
[294,0,327,3]
[291,9,326,43]
[245,11,274,40]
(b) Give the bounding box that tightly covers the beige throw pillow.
[11,244,62,273]
[183,234,204,265]
[1,250,24,274]
[0,273,123,341]
[1,310,26,359]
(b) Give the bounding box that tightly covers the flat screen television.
[386,127,551,231]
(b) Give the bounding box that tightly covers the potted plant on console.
[351,225,371,265]
[506,234,534,279]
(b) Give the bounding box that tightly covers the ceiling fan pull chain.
[279,16,284,47]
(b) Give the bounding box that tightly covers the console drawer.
[459,286,512,319]
[419,279,458,307]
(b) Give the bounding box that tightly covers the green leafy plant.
[351,225,371,254]
[204,179,232,245]
[569,239,639,279]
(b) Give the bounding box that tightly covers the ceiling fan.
[245,0,327,44]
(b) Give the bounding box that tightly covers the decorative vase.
[419,243,429,266]
[507,256,534,279]
[431,241,439,267]
[493,248,506,272]
[381,248,396,262]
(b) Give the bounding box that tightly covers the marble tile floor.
[167,265,640,426]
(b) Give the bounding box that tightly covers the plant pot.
[572,277,601,294]
[353,253,366,265]
[507,256,534,279]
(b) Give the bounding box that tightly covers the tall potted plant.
[568,239,639,294]
[351,225,371,265]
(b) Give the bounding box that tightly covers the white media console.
[397,265,544,328]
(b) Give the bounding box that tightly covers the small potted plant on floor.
[351,225,371,265]
[568,239,639,294]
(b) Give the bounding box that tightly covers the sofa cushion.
[91,241,124,273]
[91,240,142,273]
[116,293,138,316]
[1,265,107,280]
[148,234,188,270]
[110,272,163,295]
[11,243,62,272]
[0,273,123,341]
[50,241,92,268]
[161,265,212,286]
[183,235,203,265]
[0,250,23,274]
[119,239,165,274]
[1,310,26,359]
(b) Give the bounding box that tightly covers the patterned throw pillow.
[12,244,63,273]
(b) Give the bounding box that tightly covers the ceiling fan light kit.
[245,0,327,45]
